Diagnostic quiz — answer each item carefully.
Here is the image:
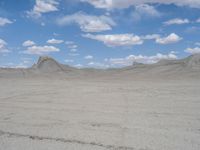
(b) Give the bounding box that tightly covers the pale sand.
[0,77,200,150]
[0,55,200,149]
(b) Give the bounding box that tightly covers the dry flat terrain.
[0,55,200,150]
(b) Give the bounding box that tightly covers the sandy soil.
[0,77,200,150]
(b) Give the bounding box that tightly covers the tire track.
[0,130,134,150]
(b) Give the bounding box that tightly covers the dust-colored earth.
[0,55,200,150]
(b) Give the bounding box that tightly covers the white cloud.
[142,33,182,45]
[70,49,78,52]
[85,55,93,59]
[65,41,78,52]
[65,41,75,45]
[22,40,35,47]
[68,45,78,52]
[107,52,177,67]
[0,39,10,53]
[81,0,113,9]
[0,39,7,49]
[65,59,74,63]
[12,58,33,68]
[74,64,83,68]
[47,38,64,44]
[15,64,29,68]
[141,34,160,40]
[185,47,200,54]
[27,0,59,18]
[57,12,116,32]
[83,33,143,47]
[68,44,78,49]
[0,17,13,26]
[83,33,182,46]
[132,4,161,21]
[164,18,190,25]
[134,4,161,17]
[156,33,182,44]
[24,45,59,55]
[81,0,200,9]
[87,61,107,68]
[1,62,29,69]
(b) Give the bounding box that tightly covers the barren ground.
[0,78,200,150]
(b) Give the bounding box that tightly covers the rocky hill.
[0,54,200,79]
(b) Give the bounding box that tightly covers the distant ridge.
[183,54,200,69]
[116,54,200,79]
[132,61,145,67]
[152,54,200,68]
[32,56,65,72]
[0,54,200,79]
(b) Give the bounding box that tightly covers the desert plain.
[0,55,200,150]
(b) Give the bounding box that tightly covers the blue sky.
[0,0,200,68]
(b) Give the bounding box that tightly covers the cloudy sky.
[0,0,200,68]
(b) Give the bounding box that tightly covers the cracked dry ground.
[0,78,200,150]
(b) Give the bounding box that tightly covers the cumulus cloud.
[65,41,78,52]
[164,18,190,25]
[0,17,13,26]
[185,47,200,54]
[156,33,182,44]
[57,12,116,32]
[141,34,160,40]
[83,33,143,47]
[83,33,181,46]
[68,45,78,49]
[27,0,59,18]
[65,41,75,45]
[22,40,35,47]
[85,55,93,59]
[0,39,7,49]
[106,52,177,67]
[81,0,200,9]
[47,38,64,44]
[0,39,10,53]
[88,61,107,68]
[24,45,59,55]
[134,4,160,17]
